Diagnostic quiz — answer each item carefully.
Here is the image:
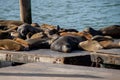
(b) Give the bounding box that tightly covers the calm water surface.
[0,0,120,30]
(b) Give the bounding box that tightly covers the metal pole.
[19,0,32,24]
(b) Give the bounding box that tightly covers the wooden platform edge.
[91,51,120,65]
[0,51,64,64]
[0,49,120,66]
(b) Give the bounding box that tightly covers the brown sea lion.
[0,20,23,29]
[99,40,120,49]
[60,31,92,40]
[79,35,120,51]
[91,35,113,48]
[13,38,29,50]
[17,23,43,39]
[92,35,113,41]
[0,39,25,51]
[0,25,18,39]
[30,32,47,39]
[40,24,59,31]
[25,34,59,50]
[83,27,102,36]
[50,36,86,53]
[99,25,120,38]
[40,24,60,38]
[79,40,103,52]
[92,35,120,49]
[60,31,93,40]
[28,32,59,45]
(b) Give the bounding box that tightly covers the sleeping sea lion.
[0,20,23,29]
[13,38,29,50]
[60,31,93,40]
[40,24,60,31]
[79,40,103,52]
[79,35,120,51]
[40,24,60,38]
[92,35,113,41]
[26,37,50,49]
[0,25,18,39]
[99,25,120,38]
[50,36,86,53]
[17,23,43,39]
[30,32,47,39]
[92,35,120,49]
[0,39,25,51]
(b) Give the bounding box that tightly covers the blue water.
[0,0,120,30]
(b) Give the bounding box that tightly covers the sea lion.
[79,35,120,51]
[10,31,20,38]
[17,23,43,39]
[59,28,78,33]
[92,35,120,49]
[40,24,60,38]
[83,27,102,36]
[79,40,103,52]
[26,33,59,50]
[0,20,23,29]
[0,31,11,39]
[60,31,93,40]
[0,25,7,30]
[50,36,86,53]
[99,25,120,38]
[99,40,120,49]
[0,39,25,51]
[31,23,40,27]
[30,32,47,39]
[26,37,50,49]
[0,25,18,39]
[13,38,29,50]
[92,35,113,42]
[40,24,60,31]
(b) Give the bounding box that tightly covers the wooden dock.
[0,49,91,66]
[91,49,120,65]
[0,48,120,68]
[0,62,120,80]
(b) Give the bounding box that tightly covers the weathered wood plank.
[0,48,120,66]
[0,50,62,64]
[91,49,120,65]
[0,49,90,65]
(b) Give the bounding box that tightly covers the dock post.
[19,0,32,24]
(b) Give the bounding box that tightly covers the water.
[0,0,120,30]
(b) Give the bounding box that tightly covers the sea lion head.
[62,44,71,53]
[31,23,40,27]
[84,27,102,36]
